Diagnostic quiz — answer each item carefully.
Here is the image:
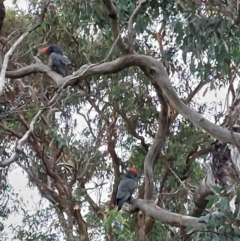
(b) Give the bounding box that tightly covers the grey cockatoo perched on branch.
[116,166,137,211]
[39,44,71,77]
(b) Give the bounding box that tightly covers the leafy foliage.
[1,0,240,240]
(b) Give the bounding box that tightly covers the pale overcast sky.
[5,0,28,10]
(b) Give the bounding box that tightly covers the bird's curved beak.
[38,47,48,56]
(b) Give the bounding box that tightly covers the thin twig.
[128,0,147,52]
[0,109,45,167]
[168,166,193,199]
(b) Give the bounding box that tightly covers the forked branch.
[102,0,129,54]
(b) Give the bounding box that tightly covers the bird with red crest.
[116,166,137,211]
[39,44,71,77]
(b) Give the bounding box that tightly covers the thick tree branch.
[56,210,74,240]
[191,169,214,217]
[0,32,30,95]
[4,54,240,145]
[6,58,61,81]
[74,206,90,241]
[181,146,212,180]
[144,87,169,200]
[191,81,240,218]
[129,199,205,229]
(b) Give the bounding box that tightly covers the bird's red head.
[128,166,137,174]
[39,46,49,55]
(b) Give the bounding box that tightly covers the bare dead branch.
[128,0,147,52]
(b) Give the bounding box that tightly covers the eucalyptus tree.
[0,0,240,240]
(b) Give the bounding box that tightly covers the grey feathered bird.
[116,166,137,211]
[39,44,71,77]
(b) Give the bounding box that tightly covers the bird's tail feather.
[116,194,131,211]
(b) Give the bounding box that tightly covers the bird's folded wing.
[116,178,136,199]
[61,56,71,65]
